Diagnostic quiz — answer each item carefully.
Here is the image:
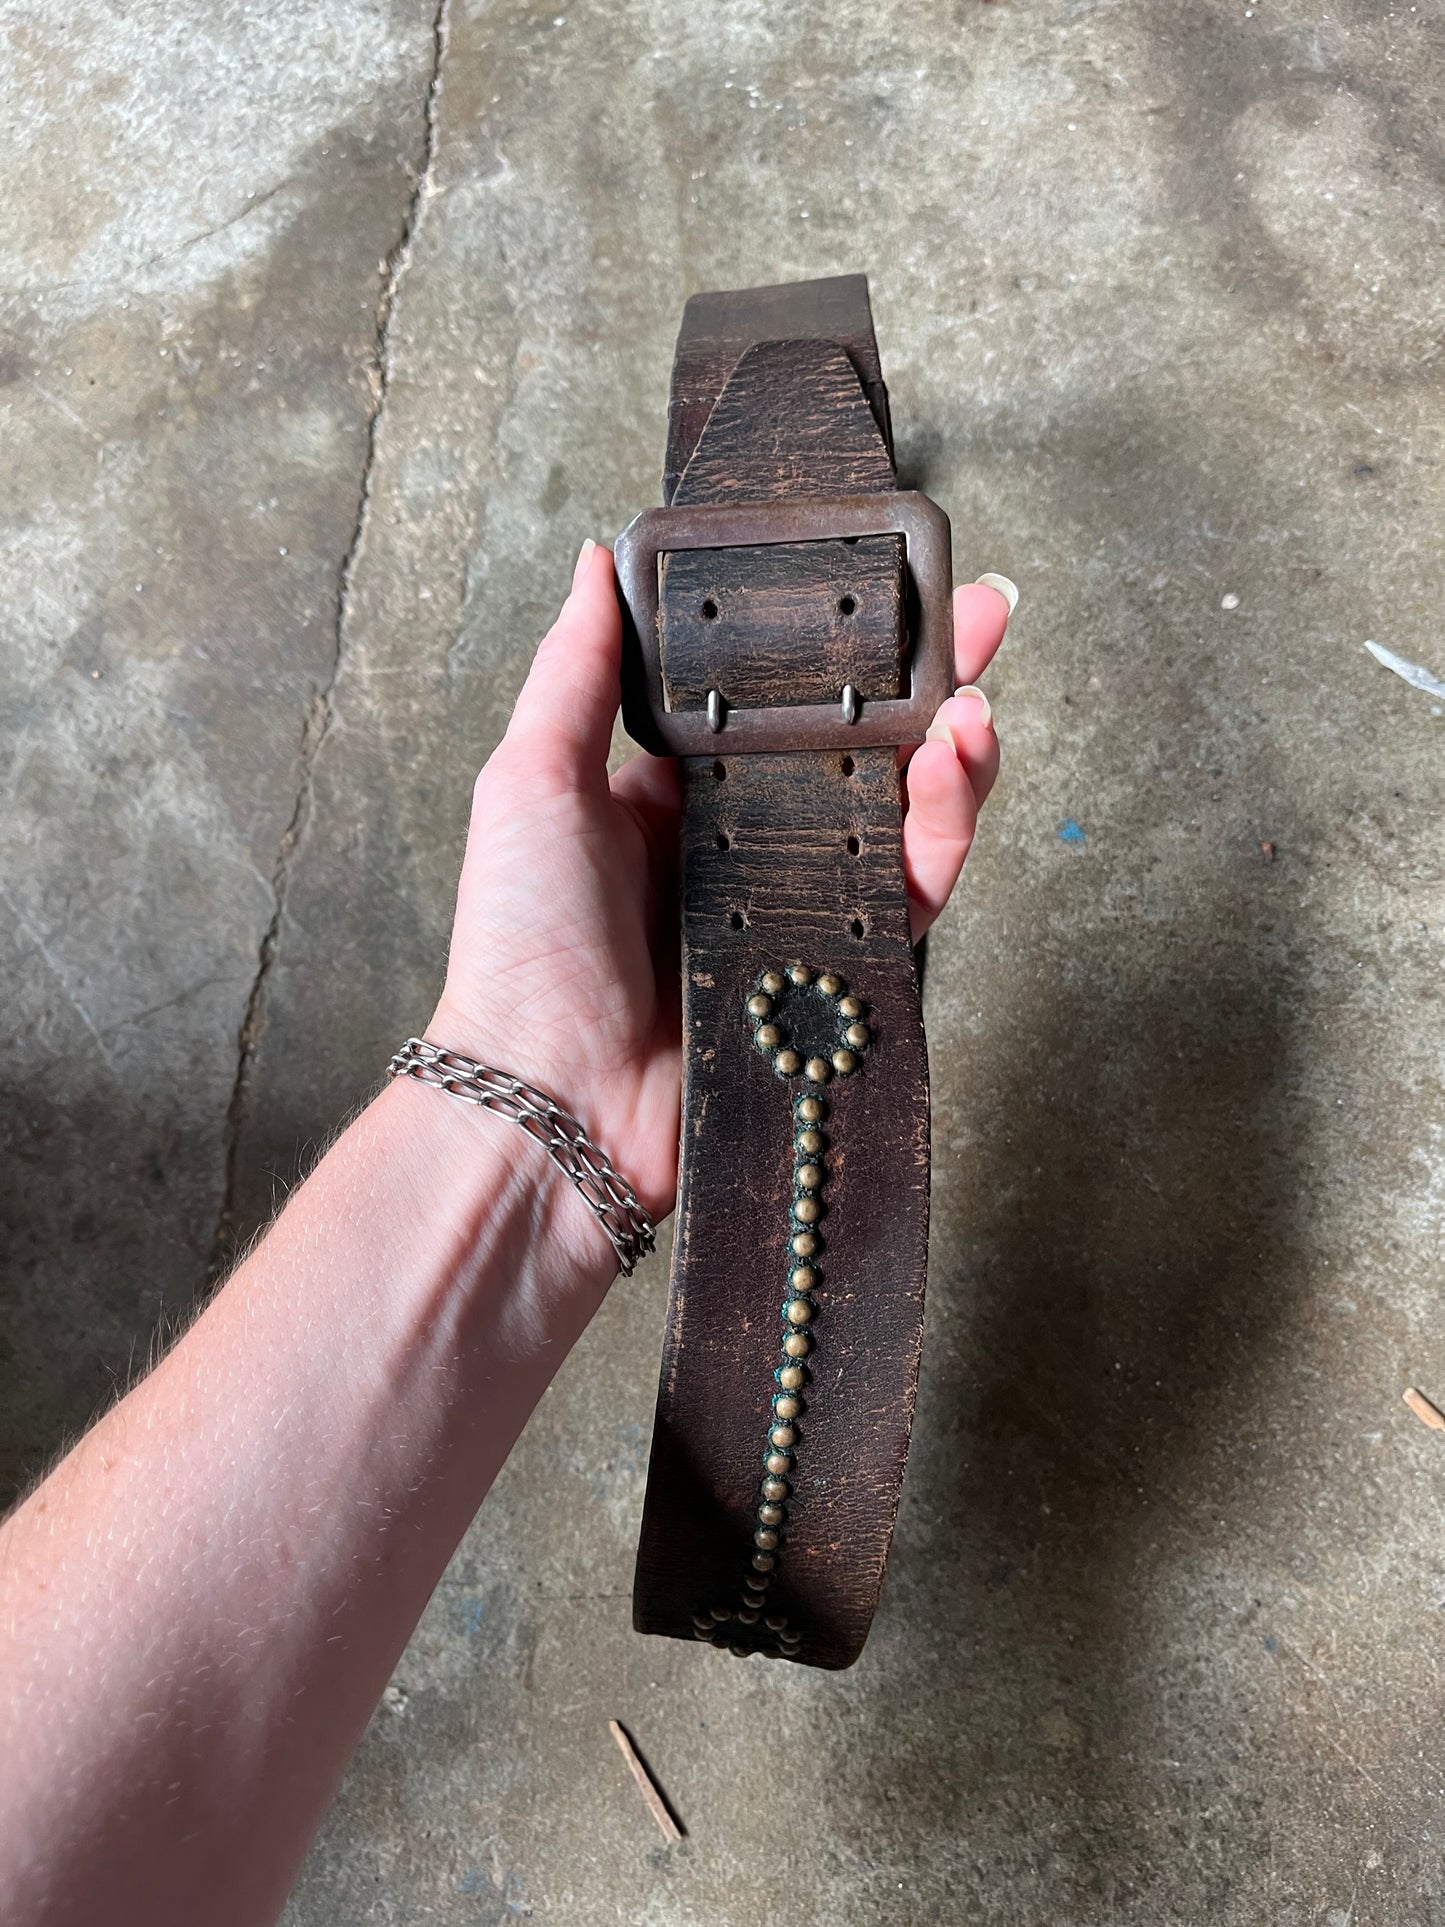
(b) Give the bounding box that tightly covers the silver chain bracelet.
[387,1037,657,1276]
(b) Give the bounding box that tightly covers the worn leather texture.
[629,276,936,1670]
[658,534,907,711]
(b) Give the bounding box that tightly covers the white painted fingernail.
[924,715,954,748]
[953,684,993,731]
[976,571,1019,615]
[572,536,597,589]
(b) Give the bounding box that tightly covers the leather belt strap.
[617,276,951,1670]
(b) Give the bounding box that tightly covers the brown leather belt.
[616,276,952,1670]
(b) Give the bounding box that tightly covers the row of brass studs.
[693,964,871,1661]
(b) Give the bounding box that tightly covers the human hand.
[431,540,1011,1234]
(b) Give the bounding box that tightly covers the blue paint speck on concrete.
[1058,819,1087,844]
[459,1596,485,1639]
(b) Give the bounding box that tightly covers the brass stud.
[782,1331,812,1360]
[757,1502,784,1527]
[764,1614,788,1632]
[783,1299,814,1329]
[816,972,843,996]
[844,1022,870,1050]
[804,1056,831,1083]
[754,1526,780,1549]
[755,1023,782,1050]
[838,995,863,1020]
[760,1475,788,1501]
[788,964,812,986]
[709,1605,731,1622]
[693,1625,715,1640]
[693,1614,715,1631]
[789,1265,817,1293]
[752,1551,776,1572]
[831,1048,858,1076]
[777,1363,807,1390]
[769,1423,797,1450]
[796,1129,824,1157]
[746,993,773,1019]
[772,1394,801,1421]
[796,1162,824,1191]
[792,1196,821,1225]
[738,1606,760,1624]
[744,1570,771,1591]
[774,1048,802,1076]
[764,1450,792,1475]
[760,970,786,995]
[790,1230,819,1258]
[796,1095,826,1123]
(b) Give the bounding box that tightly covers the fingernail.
[924,715,955,748]
[975,571,1019,615]
[572,536,597,589]
[952,684,994,731]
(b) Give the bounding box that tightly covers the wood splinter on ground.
[1404,1387,1445,1433]
[608,1720,684,1842]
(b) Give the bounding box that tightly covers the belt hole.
[849,917,865,940]
[840,755,855,778]
[713,759,727,782]
[846,835,860,857]
[841,535,859,547]
[730,910,746,931]
[716,832,731,852]
[701,597,719,620]
[837,595,855,617]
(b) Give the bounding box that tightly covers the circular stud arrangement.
[693,1596,806,1659]
[746,965,870,1087]
[694,965,873,1660]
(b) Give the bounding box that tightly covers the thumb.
[506,539,622,780]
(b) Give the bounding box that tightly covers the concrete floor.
[4,0,1444,1919]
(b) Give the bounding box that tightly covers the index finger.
[953,576,1016,686]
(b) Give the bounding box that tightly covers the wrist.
[424,993,595,1128]
[378,1050,622,1309]
[419,996,654,1267]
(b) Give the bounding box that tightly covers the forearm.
[0,1075,613,1927]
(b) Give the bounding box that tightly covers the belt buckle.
[615,490,953,756]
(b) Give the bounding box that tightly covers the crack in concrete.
[135,179,292,274]
[4,182,293,300]
[209,0,452,1281]
[1,881,121,1085]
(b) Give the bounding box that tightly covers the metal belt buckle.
[616,489,953,756]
